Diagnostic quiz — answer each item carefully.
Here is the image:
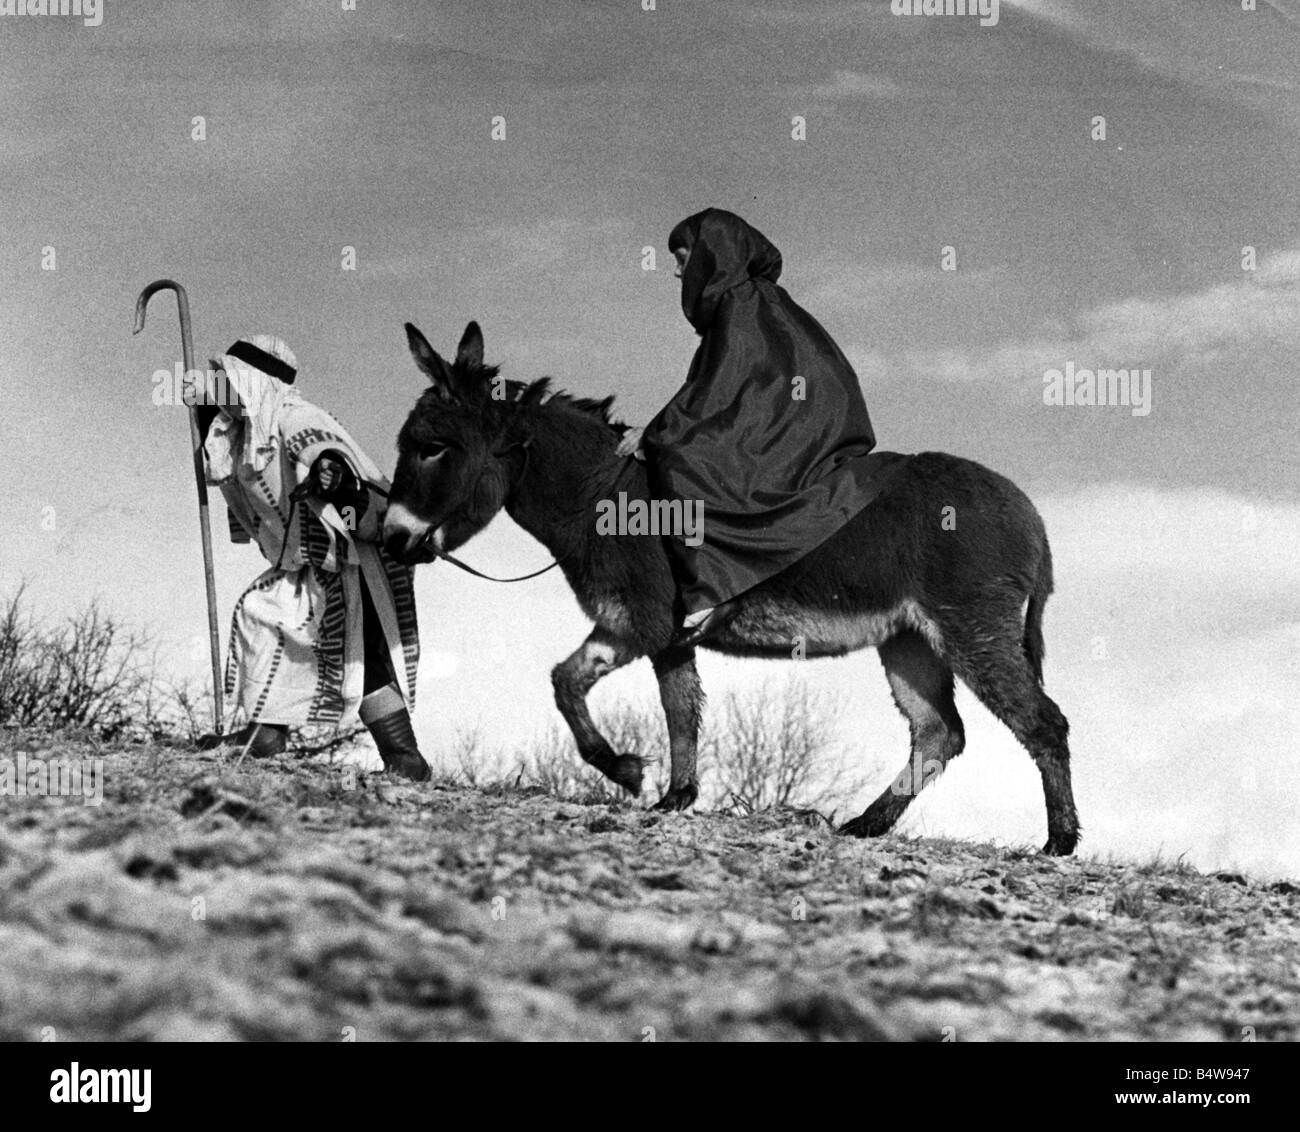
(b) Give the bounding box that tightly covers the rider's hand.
[615,426,645,460]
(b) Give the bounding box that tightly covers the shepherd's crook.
[133,279,224,734]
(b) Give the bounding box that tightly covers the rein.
[367,454,562,585]
[418,539,560,583]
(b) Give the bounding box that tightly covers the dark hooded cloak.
[641,208,881,612]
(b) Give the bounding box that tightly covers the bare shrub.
[702,676,858,816]
[514,723,620,803]
[166,679,214,745]
[598,698,668,790]
[0,584,158,739]
[438,723,515,788]
[513,697,667,806]
[510,676,859,817]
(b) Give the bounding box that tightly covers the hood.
[669,209,783,332]
[203,344,302,483]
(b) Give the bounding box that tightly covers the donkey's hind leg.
[841,630,966,839]
[551,628,644,795]
[651,647,704,812]
[942,614,1080,856]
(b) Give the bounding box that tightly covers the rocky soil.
[1,734,1296,1041]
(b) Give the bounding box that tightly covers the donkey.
[384,322,1081,855]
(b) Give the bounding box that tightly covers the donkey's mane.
[513,376,628,435]
[450,364,628,436]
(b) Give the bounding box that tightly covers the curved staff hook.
[133,279,224,734]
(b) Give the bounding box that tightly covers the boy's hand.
[304,453,370,530]
[310,453,348,496]
[615,426,645,460]
[307,453,363,505]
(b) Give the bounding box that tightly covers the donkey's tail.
[1024,539,1053,685]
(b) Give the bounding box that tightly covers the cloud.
[473,217,635,263]
[997,0,1079,29]
[836,245,1300,387]
[362,216,636,283]
[1264,0,1300,26]
[806,69,908,101]
[849,485,1300,877]
[1000,0,1300,108]
[732,1,883,29]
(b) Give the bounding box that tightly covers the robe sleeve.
[641,322,732,453]
[226,507,252,544]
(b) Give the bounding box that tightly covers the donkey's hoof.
[1042,831,1078,857]
[652,783,698,812]
[608,753,645,797]
[838,811,889,839]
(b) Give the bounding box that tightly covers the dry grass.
[0,728,1296,1041]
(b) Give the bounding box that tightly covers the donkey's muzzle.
[383,503,438,564]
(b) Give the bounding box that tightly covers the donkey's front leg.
[551,628,644,795]
[651,647,704,811]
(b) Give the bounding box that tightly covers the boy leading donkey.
[196,334,429,781]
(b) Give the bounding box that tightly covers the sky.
[1,0,1298,876]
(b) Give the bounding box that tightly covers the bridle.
[379,437,561,584]
[416,539,560,583]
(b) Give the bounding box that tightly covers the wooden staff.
[133,279,223,734]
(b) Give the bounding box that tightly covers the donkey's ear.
[456,321,484,370]
[405,322,456,398]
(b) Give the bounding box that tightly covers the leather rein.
[365,446,561,585]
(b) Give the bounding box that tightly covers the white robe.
[203,366,418,728]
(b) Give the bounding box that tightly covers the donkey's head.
[383,321,519,564]
[385,320,631,565]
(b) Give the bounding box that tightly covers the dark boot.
[196,722,288,758]
[670,601,738,649]
[360,684,431,782]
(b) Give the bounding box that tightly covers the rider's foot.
[670,603,737,649]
